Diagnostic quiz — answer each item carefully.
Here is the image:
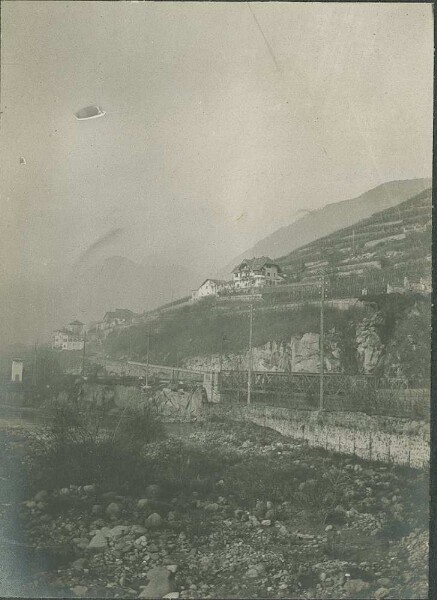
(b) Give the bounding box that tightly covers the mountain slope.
[220,178,431,277]
[276,187,432,285]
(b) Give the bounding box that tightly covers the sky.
[0,1,433,342]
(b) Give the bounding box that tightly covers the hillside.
[101,188,431,381]
[276,187,432,288]
[220,178,431,277]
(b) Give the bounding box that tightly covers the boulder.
[108,525,130,539]
[87,532,108,552]
[34,490,48,502]
[71,585,88,597]
[145,484,161,499]
[106,502,121,519]
[145,513,163,528]
[139,566,175,598]
[204,503,219,513]
[138,498,152,510]
[344,579,370,596]
[374,588,390,600]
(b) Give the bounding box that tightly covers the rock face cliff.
[183,301,429,379]
[184,330,345,374]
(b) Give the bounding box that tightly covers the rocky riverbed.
[0,417,429,599]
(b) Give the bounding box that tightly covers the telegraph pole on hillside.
[32,342,38,387]
[247,304,254,405]
[145,333,151,387]
[319,275,326,411]
[82,331,87,377]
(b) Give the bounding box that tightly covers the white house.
[52,329,84,351]
[232,257,284,289]
[192,279,228,302]
[11,359,23,382]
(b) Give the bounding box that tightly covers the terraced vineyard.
[276,188,431,291]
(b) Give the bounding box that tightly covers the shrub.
[27,395,165,495]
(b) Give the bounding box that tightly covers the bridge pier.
[203,371,221,403]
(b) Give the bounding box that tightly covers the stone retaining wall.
[208,403,429,470]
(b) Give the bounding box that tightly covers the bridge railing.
[218,370,430,420]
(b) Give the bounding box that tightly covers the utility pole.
[32,342,37,387]
[145,333,150,387]
[82,331,87,377]
[219,334,227,372]
[319,275,325,411]
[247,304,254,405]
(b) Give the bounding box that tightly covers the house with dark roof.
[232,257,285,289]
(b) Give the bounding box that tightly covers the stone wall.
[207,403,430,470]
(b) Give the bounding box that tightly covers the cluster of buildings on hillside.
[191,256,285,302]
[52,310,142,351]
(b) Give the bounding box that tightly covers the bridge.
[92,358,429,420]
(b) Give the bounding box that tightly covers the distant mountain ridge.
[219,178,431,277]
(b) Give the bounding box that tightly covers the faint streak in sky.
[247,3,281,73]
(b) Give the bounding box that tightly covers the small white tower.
[11,359,24,383]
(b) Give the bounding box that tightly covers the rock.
[265,509,276,521]
[59,488,70,496]
[166,565,178,574]
[344,579,370,595]
[131,525,147,535]
[374,588,390,600]
[73,537,90,550]
[145,484,161,499]
[34,490,48,502]
[138,498,151,510]
[71,585,88,596]
[162,593,180,599]
[325,525,333,532]
[72,558,86,572]
[108,525,130,538]
[377,578,391,587]
[87,532,108,552]
[106,502,121,519]
[276,524,289,537]
[36,502,46,511]
[139,566,175,598]
[234,509,244,519]
[261,519,272,527]
[204,503,219,513]
[91,504,103,515]
[266,501,274,510]
[246,568,259,578]
[145,513,163,528]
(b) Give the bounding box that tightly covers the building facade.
[191,279,228,302]
[52,329,84,351]
[232,257,284,289]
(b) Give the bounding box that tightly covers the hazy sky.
[0,1,433,284]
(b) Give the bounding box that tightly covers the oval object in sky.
[75,106,106,120]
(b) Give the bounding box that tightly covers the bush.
[28,395,166,494]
